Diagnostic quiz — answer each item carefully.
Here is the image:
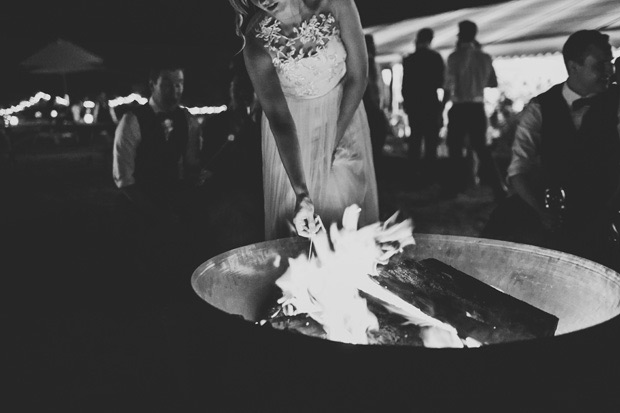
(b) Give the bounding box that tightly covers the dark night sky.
[0,0,508,106]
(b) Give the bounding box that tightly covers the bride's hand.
[293,194,317,237]
[330,146,343,168]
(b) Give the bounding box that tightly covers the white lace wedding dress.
[256,13,379,240]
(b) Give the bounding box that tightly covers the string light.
[184,105,227,115]
[108,93,148,108]
[1,91,228,126]
[3,92,228,113]
[55,96,70,106]
[82,100,95,109]
[0,92,52,116]
[108,92,227,114]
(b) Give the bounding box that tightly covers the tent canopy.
[364,0,620,61]
[20,38,104,74]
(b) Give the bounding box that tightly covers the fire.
[273,205,465,348]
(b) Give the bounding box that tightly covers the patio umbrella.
[20,38,105,97]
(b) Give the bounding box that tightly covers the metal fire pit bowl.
[189,234,620,411]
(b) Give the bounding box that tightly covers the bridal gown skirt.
[262,83,380,240]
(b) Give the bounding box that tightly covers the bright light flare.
[273,205,464,348]
[186,105,227,115]
[381,68,392,85]
[55,96,70,106]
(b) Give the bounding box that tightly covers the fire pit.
[189,234,620,411]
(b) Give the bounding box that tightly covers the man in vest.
[483,30,619,270]
[113,62,202,228]
[112,61,204,295]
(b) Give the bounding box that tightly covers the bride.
[228,0,379,240]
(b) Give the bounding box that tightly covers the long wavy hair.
[228,0,259,51]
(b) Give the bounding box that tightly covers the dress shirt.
[507,83,599,180]
[113,98,202,188]
[113,105,143,188]
[444,42,498,103]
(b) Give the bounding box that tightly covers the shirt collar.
[149,97,177,115]
[562,82,597,107]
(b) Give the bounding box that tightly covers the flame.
[274,205,464,348]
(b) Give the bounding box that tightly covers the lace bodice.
[256,13,346,99]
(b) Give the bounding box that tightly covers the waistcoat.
[537,83,620,215]
[131,104,189,196]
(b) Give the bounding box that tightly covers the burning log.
[373,257,559,344]
[259,206,558,347]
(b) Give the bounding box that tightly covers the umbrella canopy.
[20,38,104,74]
[20,38,105,97]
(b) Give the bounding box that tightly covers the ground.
[1,132,501,412]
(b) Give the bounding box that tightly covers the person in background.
[92,91,120,168]
[442,20,507,201]
[112,59,204,294]
[363,33,391,177]
[228,0,379,240]
[401,27,445,185]
[93,91,119,135]
[482,30,619,271]
[70,99,83,123]
[199,55,264,255]
[0,122,13,177]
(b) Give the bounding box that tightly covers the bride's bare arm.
[244,30,316,235]
[330,0,368,149]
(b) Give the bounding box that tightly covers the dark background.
[5,1,619,411]
[0,0,509,106]
[1,2,507,410]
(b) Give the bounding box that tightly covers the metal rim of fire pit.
[191,233,620,347]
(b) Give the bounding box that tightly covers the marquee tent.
[364,0,620,119]
[364,0,620,61]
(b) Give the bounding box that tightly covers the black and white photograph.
[2,0,620,411]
